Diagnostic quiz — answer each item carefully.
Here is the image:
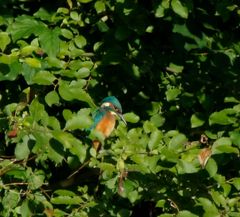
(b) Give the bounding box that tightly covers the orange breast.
[95,112,116,138]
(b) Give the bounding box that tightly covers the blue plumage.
[101,96,123,113]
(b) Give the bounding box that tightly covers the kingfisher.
[91,96,127,151]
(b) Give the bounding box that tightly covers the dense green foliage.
[1,0,240,216]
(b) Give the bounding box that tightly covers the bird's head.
[100,96,127,125]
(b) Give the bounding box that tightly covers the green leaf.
[54,189,76,196]
[5,167,26,180]
[63,109,73,120]
[168,62,184,73]
[123,112,140,123]
[29,98,48,123]
[232,177,240,190]
[20,200,32,217]
[45,91,60,107]
[52,131,76,149]
[150,113,165,127]
[21,63,38,84]
[34,8,52,21]
[165,88,181,101]
[0,32,11,51]
[52,130,86,162]
[14,135,31,160]
[177,159,199,174]
[128,190,139,203]
[58,80,96,108]
[65,109,92,130]
[21,45,38,56]
[97,20,109,32]
[74,35,87,48]
[0,53,18,65]
[61,28,73,39]
[77,0,93,3]
[224,96,240,103]
[7,15,46,41]
[198,197,219,217]
[177,211,198,217]
[0,61,21,81]
[205,158,218,177]
[171,0,188,19]
[28,170,45,190]
[24,57,41,68]
[143,120,157,133]
[48,116,61,130]
[212,137,239,155]
[156,199,165,208]
[155,5,165,18]
[229,131,240,148]
[51,196,83,205]
[46,57,65,68]
[94,1,106,14]
[2,190,20,209]
[75,67,90,78]
[70,11,79,21]
[209,109,236,125]
[48,142,65,164]
[210,189,226,207]
[191,114,205,128]
[161,147,179,163]
[168,133,187,151]
[39,27,61,57]
[32,71,56,85]
[148,129,163,150]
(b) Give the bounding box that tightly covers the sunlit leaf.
[177,211,198,217]
[165,88,181,101]
[123,112,140,123]
[33,71,56,85]
[0,32,11,51]
[205,158,217,177]
[45,91,60,107]
[148,129,163,150]
[65,109,92,130]
[198,197,219,217]
[51,196,83,205]
[232,177,240,190]
[209,109,236,125]
[24,57,41,68]
[212,137,239,155]
[74,35,87,48]
[77,0,93,3]
[94,1,106,14]
[191,114,205,128]
[171,0,188,18]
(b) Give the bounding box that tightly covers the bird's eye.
[114,107,120,113]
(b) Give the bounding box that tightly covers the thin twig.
[67,160,90,179]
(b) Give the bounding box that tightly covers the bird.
[90,96,127,151]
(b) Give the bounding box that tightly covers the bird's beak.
[117,113,127,125]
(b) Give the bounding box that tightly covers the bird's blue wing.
[89,108,106,130]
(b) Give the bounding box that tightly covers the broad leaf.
[171,0,188,18]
